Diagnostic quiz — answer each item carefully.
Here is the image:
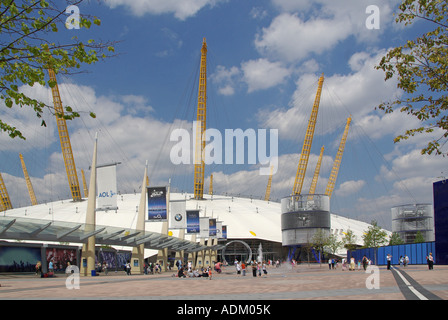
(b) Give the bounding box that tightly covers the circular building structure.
[281,194,331,246]
[391,203,435,243]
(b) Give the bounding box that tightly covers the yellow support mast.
[19,154,38,206]
[264,165,274,201]
[308,146,325,198]
[325,116,352,199]
[194,38,208,200]
[48,68,82,202]
[81,169,88,198]
[209,173,213,195]
[292,73,325,195]
[0,173,13,210]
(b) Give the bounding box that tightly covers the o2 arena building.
[0,39,390,274]
[1,189,381,270]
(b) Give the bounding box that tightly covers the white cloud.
[335,180,366,197]
[250,7,268,20]
[210,65,241,96]
[379,149,446,183]
[271,0,312,13]
[256,1,396,63]
[211,59,291,94]
[105,0,220,20]
[258,49,402,141]
[241,58,291,93]
[255,13,352,63]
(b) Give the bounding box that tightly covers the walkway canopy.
[0,216,222,253]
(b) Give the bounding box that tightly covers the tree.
[0,0,116,140]
[342,229,358,251]
[362,220,389,264]
[389,232,405,246]
[376,0,448,156]
[325,233,343,256]
[311,228,329,265]
[414,230,426,243]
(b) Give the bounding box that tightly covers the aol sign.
[98,190,116,198]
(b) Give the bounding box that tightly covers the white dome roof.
[5,192,388,257]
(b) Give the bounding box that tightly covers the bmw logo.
[174,213,183,221]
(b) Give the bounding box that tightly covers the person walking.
[125,261,131,275]
[350,257,355,271]
[48,259,54,277]
[362,255,368,271]
[207,266,212,280]
[386,254,392,270]
[236,261,241,275]
[262,261,268,277]
[427,253,434,270]
[241,261,246,276]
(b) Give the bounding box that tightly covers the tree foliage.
[0,0,116,140]
[325,233,343,255]
[342,229,358,251]
[362,220,389,249]
[376,0,448,155]
[414,230,426,243]
[388,232,405,246]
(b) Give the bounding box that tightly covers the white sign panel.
[170,200,187,229]
[96,164,118,211]
[198,217,209,238]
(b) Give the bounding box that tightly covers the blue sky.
[1,0,446,230]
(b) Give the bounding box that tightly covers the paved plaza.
[1,263,447,301]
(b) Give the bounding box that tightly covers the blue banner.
[147,187,167,221]
[186,210,200,233]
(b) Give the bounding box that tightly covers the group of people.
[234,259,268,277]
[328,256,372,271]
[399,255,410,267]
[176,265,214,279]
[387,252,435,270]
[173,259,216,279]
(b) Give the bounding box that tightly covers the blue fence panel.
[411,244,417,264]
[397,246,404,263]
[405,244,411,259]
[377,247,384,265]
[392,246,399,263]
[415,243,421,264]
[347,242,435,265]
